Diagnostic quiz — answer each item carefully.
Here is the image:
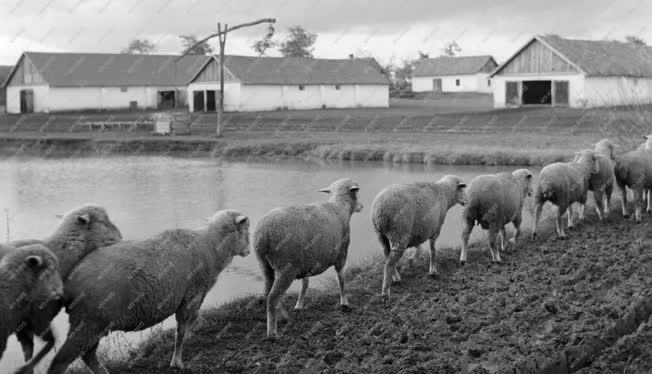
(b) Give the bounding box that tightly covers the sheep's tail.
[614,160,629,191]
[534,181,554,204]
[254,232,274,297]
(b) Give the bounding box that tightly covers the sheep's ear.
[55,214,64,220]
[643,135,648,140]
[319,187,331,193]
[235,215,248,226]
[349,185,359,192]
[77,213,90,225]
[26,255,43,268]
[457,183,466,189]
[526,174,533,180]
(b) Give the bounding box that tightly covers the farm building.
[0,65,12,112]
[491,35,652,108]
[2,52,209,114]
[187,55,390,112]
[1,52,389,114]
[411,55,498,94]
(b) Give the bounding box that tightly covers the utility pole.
[178,18,276,137]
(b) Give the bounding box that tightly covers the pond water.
[0,156,537,372]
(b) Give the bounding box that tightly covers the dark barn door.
[522,80,551,105]
[206,90,216,112]
[20,89,34,113]
[158,90,176,109]
[553,81,569,106]
[193,91,205,112]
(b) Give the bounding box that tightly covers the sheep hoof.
[339,304,353,313]
[170,361,185,370]
[293,308,302,317]
[623,214,630,219]
[558,235,567,241]
[380,294,390,304]
[531,232,538,239]
[459,260,466,267]
[428,271,439,279]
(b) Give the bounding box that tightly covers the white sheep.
[371,175,467,301]
[45,209,250,374]
[0,244,63,361]
[6,204,122,374]
[615,146,652,222]
[635,135,652,214]
[460,169,533,264]
[573,139,616,220]
[532,150,600,239]
[254,178,362,337]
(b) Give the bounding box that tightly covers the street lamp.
[178,18,276,137]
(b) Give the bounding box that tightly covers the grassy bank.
[1,102,652,166]
[73,207,651,374]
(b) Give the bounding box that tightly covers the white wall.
[584,77,652,107]
[492,74,585,108]
[237,84,389,112]
[6,85,49,113]
[187,82,241,112]
[413,74,491,93]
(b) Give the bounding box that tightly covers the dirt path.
[95,210,652,374]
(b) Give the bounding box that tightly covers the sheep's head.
[2,244,64,307]
[594,139,615,160]
[513,169,534,197]
[642,135,652,150]
[319,178,363,214]
[441,175,467,206]
[56,204,123,250]
[208,209,250,257]
[575,150,599,174]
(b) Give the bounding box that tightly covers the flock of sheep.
[1,136,651,373]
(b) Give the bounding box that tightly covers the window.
[335,85,341,90]
[488,79,491,87]
[455,79,460,86]
[120,87,128,92]
[299,85,305,91]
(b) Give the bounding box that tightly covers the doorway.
[20,89,34,113]
[522,81,551,105]
[432,78,442,94]
[158,90,176,109]
[206,90,216,112]
[193,91,205,112]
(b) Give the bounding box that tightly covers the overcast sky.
[1,0,651,65]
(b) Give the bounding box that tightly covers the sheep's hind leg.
[428,229,442,277]
[406,245,422,269]
[335,267,352,312]
[646,189,651,214]
[266,268,297,337]
[460,218,473,265]
[555,207,567,240]
[593,190,604,221]
[47,324,103,374]
[508,215,522,248]
[16,328,34,362]
[82,341,109,374]
[294,278,309,312]
[488,229,502,263]
[567,205,575,229]
[16,328,56,374]
[171,302,200,370]
[633,189,644,223]
[381,242,406,302]
[531,202,543,238]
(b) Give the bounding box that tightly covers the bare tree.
[122,39,157,54]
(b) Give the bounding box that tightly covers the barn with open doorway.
[1,52,207,113]
[492,35,652,108]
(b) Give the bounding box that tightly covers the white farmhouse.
[491,35,652,108]
[3,52,209,113]
[2,52,390,113]
[186,55,390,112]
[411,55,497,94]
